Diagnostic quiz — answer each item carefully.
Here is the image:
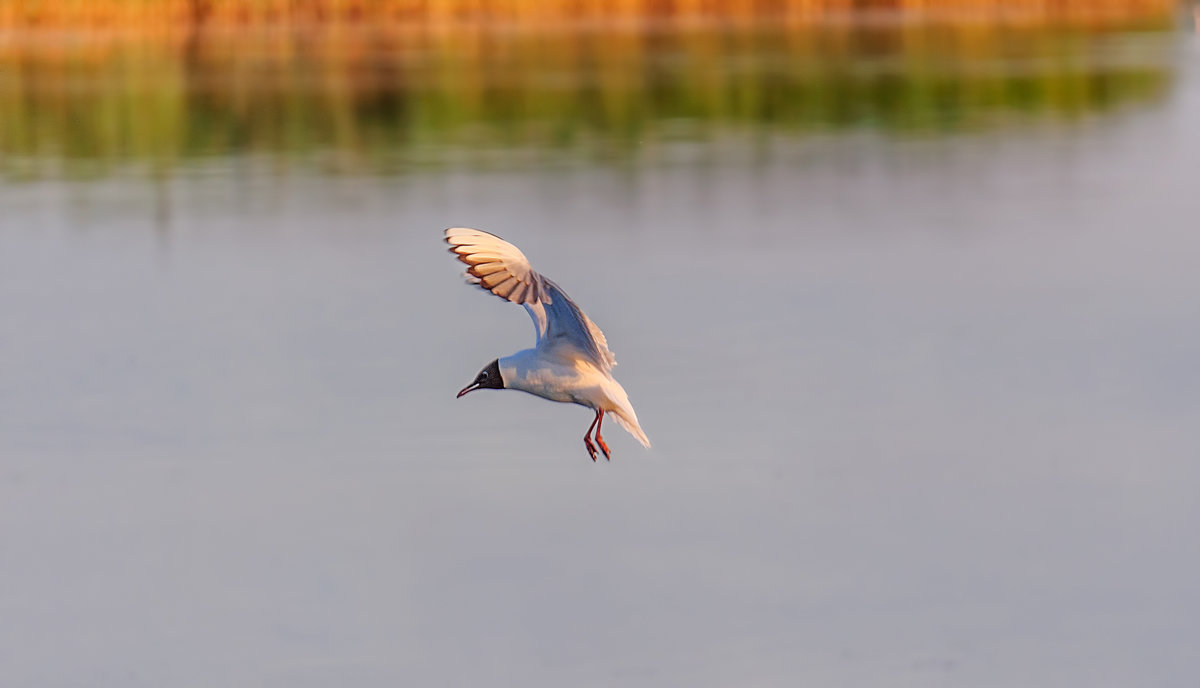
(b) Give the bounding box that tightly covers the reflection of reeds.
[0,7,1177,179]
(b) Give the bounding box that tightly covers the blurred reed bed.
[0,0,1180,30]
[0,1,1179,179]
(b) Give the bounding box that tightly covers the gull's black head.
[457,359,504,398]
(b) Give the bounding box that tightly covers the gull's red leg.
[583,410,601,461]
[594,410,611,461]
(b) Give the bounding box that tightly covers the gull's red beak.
[456,382,480,398]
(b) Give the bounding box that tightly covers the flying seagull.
[445,227,650,461]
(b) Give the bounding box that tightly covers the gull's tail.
[608,402,650,448]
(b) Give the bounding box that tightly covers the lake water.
[2,13,1199,687]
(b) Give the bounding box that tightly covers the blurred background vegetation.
[0,0,1184,180]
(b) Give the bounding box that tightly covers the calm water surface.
[1,16,1199,687]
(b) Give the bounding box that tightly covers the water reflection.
[0,10,1179,180]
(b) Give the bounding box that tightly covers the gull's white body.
[446,227,650,453]
[498,349,645,442]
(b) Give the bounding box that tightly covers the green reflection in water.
[0,18,1177,180]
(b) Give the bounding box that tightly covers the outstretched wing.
[444,227,616,371]
[444,226,547,305]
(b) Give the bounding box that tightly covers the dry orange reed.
[0,0,1179,33]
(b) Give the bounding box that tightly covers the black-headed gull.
[445,227,650,461]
